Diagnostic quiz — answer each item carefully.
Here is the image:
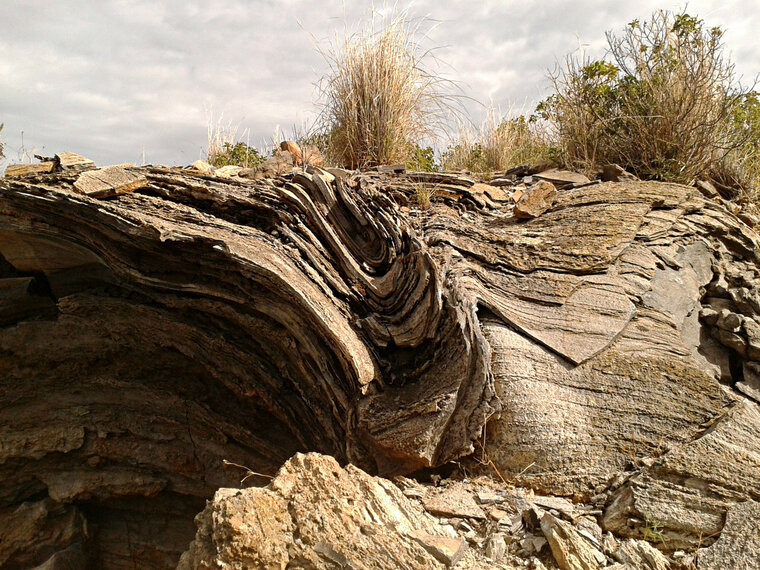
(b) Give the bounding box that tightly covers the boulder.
[2,165,760,568]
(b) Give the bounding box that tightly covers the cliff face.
[0,163,758,568]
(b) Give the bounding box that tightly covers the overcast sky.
[1,0,758,169]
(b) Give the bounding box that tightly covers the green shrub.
[406,144,436,172]
[208,141,265,168]
[540,9,753,185]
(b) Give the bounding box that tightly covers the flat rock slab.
[55,152,95,172]
[423,483,487,519]
[4,162,55,177]
[535,169,591,186]
[73,166,147,198]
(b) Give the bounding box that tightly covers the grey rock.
[696,500,760,570]
[737,362,760,403]
[485,534,507,561]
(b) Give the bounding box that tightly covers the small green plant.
[208,141,266,168]
[406,144,436,172]
[642,516,666,545]
[0,123,5,159]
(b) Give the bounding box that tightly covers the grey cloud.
[1,0,758,168]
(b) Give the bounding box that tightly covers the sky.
[1,0,759,170]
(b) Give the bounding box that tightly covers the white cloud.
[1,0,758,167]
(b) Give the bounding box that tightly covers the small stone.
[423,483,486,520]
[601,164,638,182]
[699,306,720,325]
[514,180,557,219]
[715,309,742,332]
[532,496,575,520]
[613,538,670,570]
[712,328,747,356]
[191,159,213,172]
[695,179,719,199]
[489,506,509,521]
[485,534,507,561]
[476,490,507,505]
[535,169,590,187]
[402,488,424,499]
[409,531,466,567]
[540,512,606,570]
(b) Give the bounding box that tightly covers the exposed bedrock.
[1,166,759,567]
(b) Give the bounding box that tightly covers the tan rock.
[540,512,606,570]
[535,168,591,187]
[73,165,147,198]
[422,483,487,519]
[190,159,213,173]
[613,539,670,570]
[5,162,55,177]
[178,453,468,569]
[55,152,95,172]
[514,180,557,218]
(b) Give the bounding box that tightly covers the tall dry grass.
[441,107,554,173]
[316,12,462,169]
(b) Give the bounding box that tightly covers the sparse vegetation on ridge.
[538,9,758,199]
[441,108,554,174]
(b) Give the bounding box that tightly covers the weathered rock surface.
[695,500,760,570]
[177,452,470,569]
[2,162,760,568]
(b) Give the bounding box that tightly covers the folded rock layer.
[1,166,759,567]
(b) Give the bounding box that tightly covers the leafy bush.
[316,13,460,169]
[208,141,266,168]
[540,10,753,185]
[441,111,554,173]
[406,144,436,172]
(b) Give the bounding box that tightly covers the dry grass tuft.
[441,107,553,174]
[315,11,462,169]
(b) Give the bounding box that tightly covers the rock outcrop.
[1,159,759,568]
